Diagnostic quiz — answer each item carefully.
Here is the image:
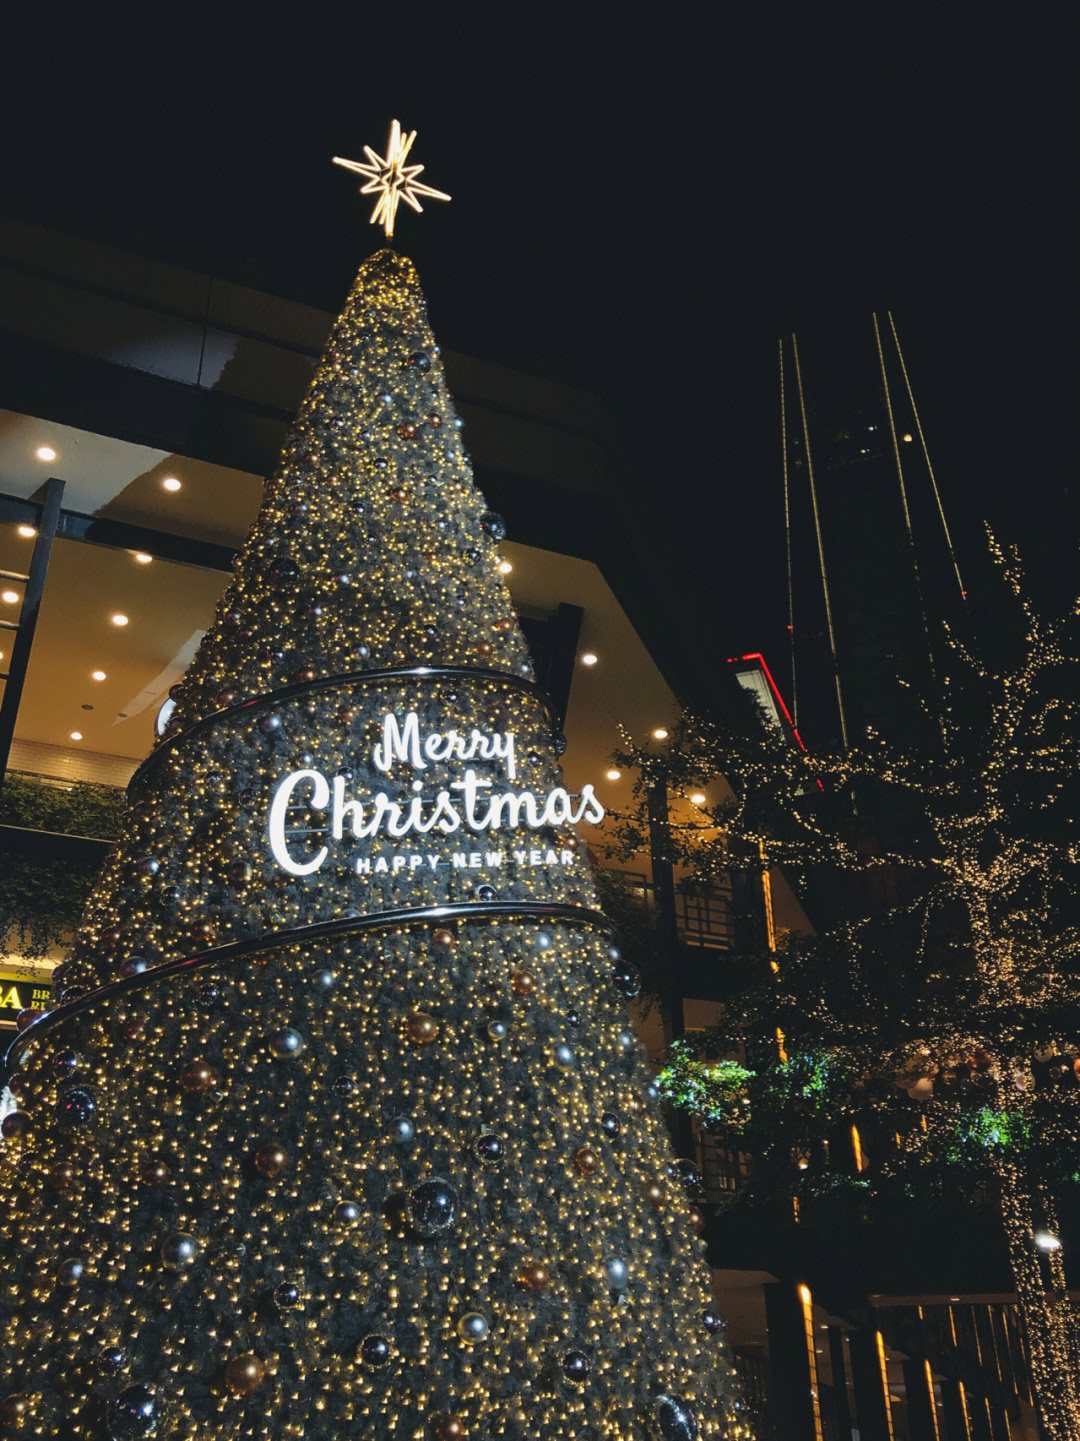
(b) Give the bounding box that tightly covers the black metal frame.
[128,663,558,798]
[0,899,612,1082]
[0,477,64,796]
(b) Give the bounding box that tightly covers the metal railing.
[614,869,734,950]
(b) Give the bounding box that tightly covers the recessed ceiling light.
[2,590,19,605]
[110,613,129,627]
[69,731,83,742]
[690,792,706,805]
[652,727,669,741]
[35,445,57,462]
[133,552,153,564]
[581,652,598,666]
[16,525,36,539]
[161,476,182,492]
[497,559,513,575]
[91,670,106,681]
[606,769,621,781]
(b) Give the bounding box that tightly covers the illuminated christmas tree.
[0,174,747,1439]
[613,538,1080,1440]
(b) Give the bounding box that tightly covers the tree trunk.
[995,1157,1080,1440]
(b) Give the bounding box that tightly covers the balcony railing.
[615,870,734,951]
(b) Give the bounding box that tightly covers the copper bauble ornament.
[687,1204,706,1234]
[625,1091,646,1116]
[139,1159,171,1187]
[224,1353,265,1398]
[47,1163,76,1192]
[511,971,535,997]
[574,1147,600,1177]
[179,1061,217,1093]
[426,412,442,428]
[0,1392,29,1428]
[431,1416,466,1441]
[397,421,417,439]
[432,928,456,951]
[518,1263,550,1292]
[255,1144,290,1179]
[406,1011,439,1046]
[644,1180,668,1210]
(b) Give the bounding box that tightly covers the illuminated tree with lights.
[0,244,748,1439]
[613,544,1080,1441]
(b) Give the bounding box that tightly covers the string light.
[612,531,1080,1439]
[0,248,748,1439]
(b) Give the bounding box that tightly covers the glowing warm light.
[1,590,18,605]
[333,121,450,238]
[497,560,513,575]
[35,445,57,462]
[69,731,83,742]
[1035,1232,1062,1252]
[91,670,107,682]
[652,727,669,740]
[161,476,182,492]
[690,792,706,805]
[581,652,598,666]
[606,769,621,781]
[133,552,153,565]
[110,613,129,627]
[16,525,36,538]
[902,432,913,442]
[798,1284,812,1304]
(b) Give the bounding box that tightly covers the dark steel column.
[829,1326,855,1439]
[903,1357,943,1441]
[763,1281,824,1441]
[848,1325,895,1441]
[0,477,64,796]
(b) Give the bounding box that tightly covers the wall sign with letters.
[267,712,605,878]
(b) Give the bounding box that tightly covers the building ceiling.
[1,411,695,851]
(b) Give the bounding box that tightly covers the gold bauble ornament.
[224,1353,265,1398]
[406,1011,439,1046]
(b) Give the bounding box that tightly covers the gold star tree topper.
[333,121,450,238]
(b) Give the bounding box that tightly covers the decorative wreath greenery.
[0,774,123,959]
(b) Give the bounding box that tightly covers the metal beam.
[0,477,65,795]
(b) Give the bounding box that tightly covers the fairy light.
[0,248,750,1438]
[610,530,1080,1438]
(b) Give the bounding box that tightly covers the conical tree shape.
[0,252,749,1440]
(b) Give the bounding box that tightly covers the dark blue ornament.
[52,1051,82,1079]
[109,1384,160,1437]
[472,1133,503,1168]
[406,1178,458,1237]
[612,964,641,998]
[95,1346,125,1374]
[56,1087,96,1130]
[360,1334,393,1369]
[702,1310,724,1334]
[566,1010,582,1028]
[673,1159,703,1195]
[600,1112,620,1138]
[561,1350,590,1383]
[479,511,506,541]
[552,733,567,757]
[274,1282,302,1310]
[653,1394,698,1440]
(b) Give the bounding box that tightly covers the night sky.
[3,7,1077,733]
